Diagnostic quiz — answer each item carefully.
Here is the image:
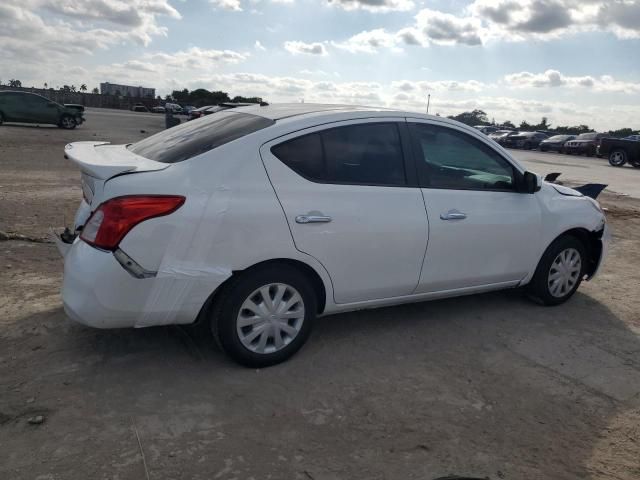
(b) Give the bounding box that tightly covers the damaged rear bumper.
[61,240,226,329]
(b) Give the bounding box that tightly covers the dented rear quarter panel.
[99,137,334,326]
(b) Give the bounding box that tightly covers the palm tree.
[80,84,87,92]
[92,87,99,94]
[44,82,48,89]
[70,85,76,92]
[8,79,22,88]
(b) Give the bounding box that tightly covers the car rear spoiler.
[64,141,169,180]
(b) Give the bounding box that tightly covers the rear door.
[261,119,429,304]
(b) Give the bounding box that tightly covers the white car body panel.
[260,118,429,303]
[60,104,609,329]
[417,188,541,292]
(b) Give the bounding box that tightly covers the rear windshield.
[128,111,274,163]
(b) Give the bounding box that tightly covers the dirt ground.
[1,110,639,480]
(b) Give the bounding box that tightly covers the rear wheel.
[528,235,586,306]
[209,265,317,367]
[609,149,627,167]
[523,141,532,150]
[0,111,3,125]
[59,114,76,129]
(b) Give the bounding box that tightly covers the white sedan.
[59,104,609,366]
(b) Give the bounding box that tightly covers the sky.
[1,0,639,130]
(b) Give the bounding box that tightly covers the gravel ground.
[1,109,639,480]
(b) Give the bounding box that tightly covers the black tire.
[59,114,76,129]
[523,142,532,150]
[209,264,317,367]
[608,149,627,167]
[527,235,586,306]
[0,111,3,125]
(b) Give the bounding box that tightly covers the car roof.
[233,103,397,121]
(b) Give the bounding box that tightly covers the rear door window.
[129,111,274,163]
[271,122,407,186]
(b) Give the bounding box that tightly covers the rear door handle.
[440,210,467,221]
[295,215,332,224]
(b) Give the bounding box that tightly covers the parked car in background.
[622,134,640,141]
[488,130,516,145]
[0,91,84,129]
[181,105,195,115]
[58,104,609,367]
[503,131,548,149]
[599,137,640,167]
[164,103,183,114]
[131,103,149,113]
[563,132,607,156]
[539,135,576,153]
[188,102,258,121]
[188,105,222,120]
[152,106,166,113]
[474,125,499,135]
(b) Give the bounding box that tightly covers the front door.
[261,119,429,304]
[408,120,542,293]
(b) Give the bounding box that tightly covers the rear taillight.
[80,195,185,250]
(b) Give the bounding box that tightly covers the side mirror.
[521,171,540,194]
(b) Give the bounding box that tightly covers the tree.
[70,85,77,92]
[447,109,489,126]
[607,127,636,138]
[232,95,263,104]
[44,82,48,89]
[501,120,516,129]
[8,79,22,88]
[62,85,71,92]
[92,87,99,94]
[80,84,87,92]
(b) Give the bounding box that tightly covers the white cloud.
[284,41,328,55]
[332,28,399,53]
[0,0,180,64]
[210,0,242,11]
[391,79,488,92]
[327,0,414,13]
[391,1,640,48]
[254,40,267,51]
[503,69,640,93]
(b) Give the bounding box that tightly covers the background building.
[100,82,155,98]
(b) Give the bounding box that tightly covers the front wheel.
[527,236,586,306]
[0,111,4,125]
[210,265,317,367]
[608,149,627,167]
[523,142,532,150]
[59,114,76,129]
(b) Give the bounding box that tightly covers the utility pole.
[427,94,431,114]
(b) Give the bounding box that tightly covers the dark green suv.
[0,91,85,129]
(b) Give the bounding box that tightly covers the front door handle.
[296,215,332,224]
[440,210,467,221]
